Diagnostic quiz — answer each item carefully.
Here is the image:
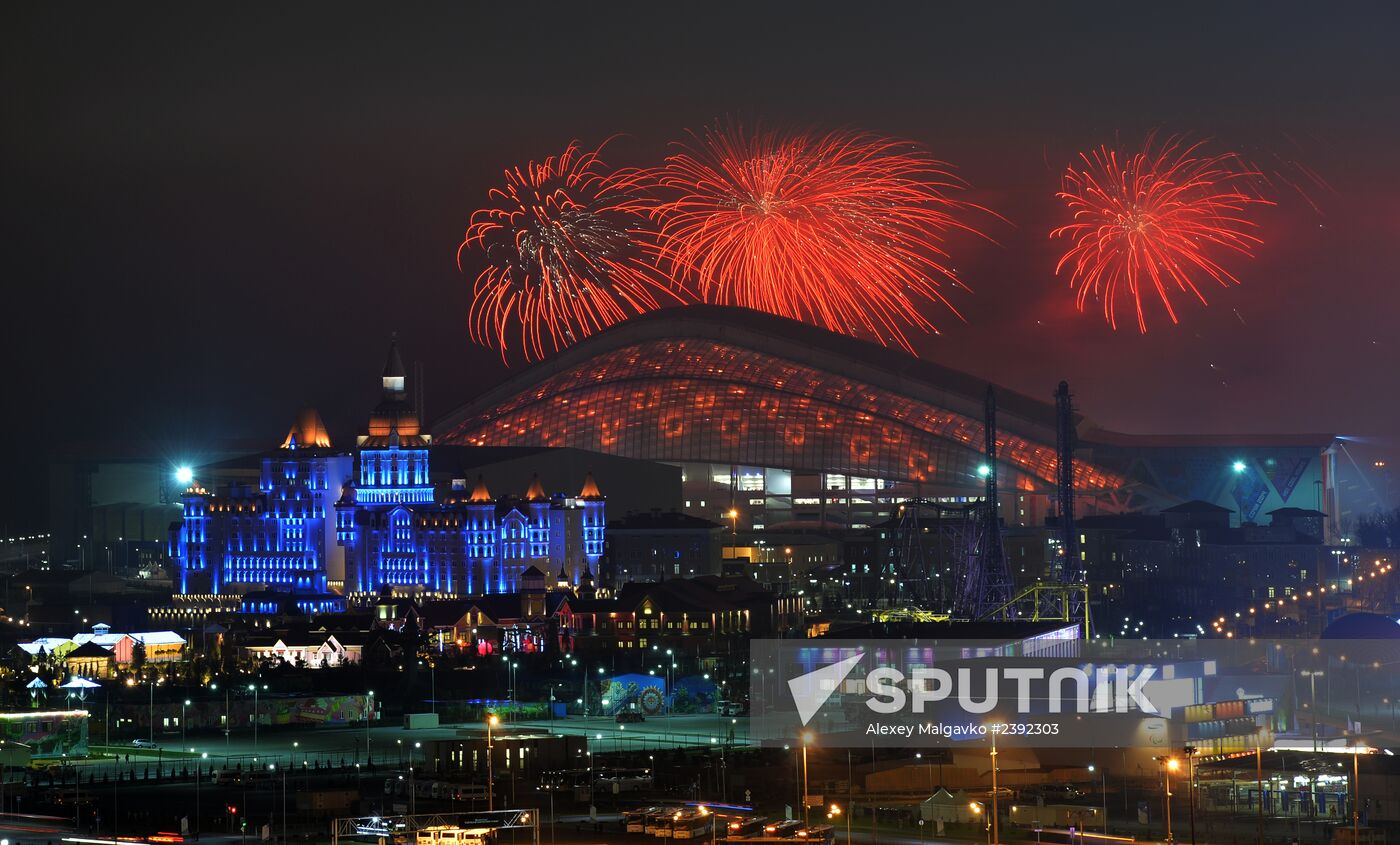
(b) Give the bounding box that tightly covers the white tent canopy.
[920,788,980,824]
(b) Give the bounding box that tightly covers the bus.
[645,808,679,836]
[724,816,767,838]
[792,825,835,844]
[669,809,714,840]
[596,768,653,794]
[415,825,495,845]
[539,769,591,792]
[625,808,663,833]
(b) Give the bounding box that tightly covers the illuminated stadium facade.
[436,307,1338,535]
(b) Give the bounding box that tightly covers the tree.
[130,640,147,675]
[1355,509,1400,548]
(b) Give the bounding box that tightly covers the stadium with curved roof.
[435,306,1337,532]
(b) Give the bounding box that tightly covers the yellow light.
[487,714,500,726]
[970,803,983,814]
[1166,758,1180,771]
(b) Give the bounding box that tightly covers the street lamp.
[1088,763,1108,833]
[989,730,1001,845]
[365,690,374,764]
[267,764,286,845]
[697,805,716,845]
[828,803,848,845]
[486,714,500,811]
[246,684,262,751]
[127,675,158,744]
[182,699,191,744]
[1300,670,1325,753]
[1155,756,1180,844]
[193,751,208,840]
[1183,746,1198,845]
[970,802,990,845]
[800,730,814,827]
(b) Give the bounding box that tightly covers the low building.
[569,575,805,656]
[602,510,724,587]
[243,630,366,667]
[19,623,186,668]
[63,641,116,679]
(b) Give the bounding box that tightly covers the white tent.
[920,788,980,824]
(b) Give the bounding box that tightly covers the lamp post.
[420,660,436,714]
[1088,763,1108,833]
[800,730,813,827]
[727,509,738,559]
[666,649,675,722]
[365,690,374,764]
[486,713,499,811]
[195,751,207,840]
[267,764,286,845]
[247,683,260,752]
[1301,671,1324,754]
[971,802,990,845]
[1155,756,1179,844]
[990,730,1001,845]
[182,699,191,745]
[1352,749,1361,845]
[1183,746,1198,845]
[1256,742,1264,845]
[508,660,518,709]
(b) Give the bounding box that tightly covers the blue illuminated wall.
[170,450,353,596]
[171,338,607,603]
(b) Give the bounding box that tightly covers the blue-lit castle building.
[170,339,605,607]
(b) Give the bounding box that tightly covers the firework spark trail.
[459,141,683,362]
[625,122,992,352]
[1051,136,1274,332]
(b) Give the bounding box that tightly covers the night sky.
[5,3,1399,532]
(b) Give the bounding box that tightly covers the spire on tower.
[382,333,406,397]
[525,474,547,501]
[469,474,493,503]
[578,471,603,499]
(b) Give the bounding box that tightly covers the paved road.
[82,714,747,774]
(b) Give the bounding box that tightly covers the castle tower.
[465,474,497,595]
[578,471,605,573]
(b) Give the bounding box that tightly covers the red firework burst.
[629,122,990,351]
[1052,136,1273,332]
[459,141,679,362]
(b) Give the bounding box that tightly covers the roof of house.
[18,637,76,655]
[66,641,116,659]
[1163,500,1234,514]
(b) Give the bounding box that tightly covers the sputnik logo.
[788,652,864,726]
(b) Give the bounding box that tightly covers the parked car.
[131,738,160,749]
